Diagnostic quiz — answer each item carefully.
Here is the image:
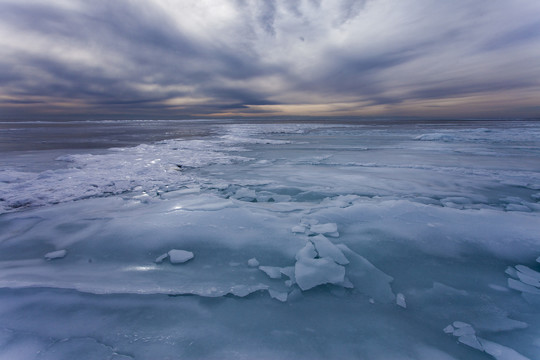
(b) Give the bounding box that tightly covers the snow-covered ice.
[0,120,539,359]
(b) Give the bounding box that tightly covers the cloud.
[1,0,540,120]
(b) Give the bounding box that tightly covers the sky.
[1,0,540,120]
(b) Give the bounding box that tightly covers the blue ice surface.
[0,119,539,359]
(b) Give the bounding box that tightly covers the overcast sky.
[1,0,540,120]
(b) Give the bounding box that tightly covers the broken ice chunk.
[294,257,346,291]
[453,324,475,336]
[537,256,540,263]
[310,235,349,265]
[396,293,406,308]
[508,278,540,295]
[515,265,540,287]
[478,337,531,360]
[168,249,194,264]
[259,266,282,279]
[295,242,317,261]
[44,249,67,260]
[443,325,454,334]
[505,266,518,278]
[247,258,259,267]
[155,253,168,263]
[453,321,472,329]
[337,244,395,303]
[309,223,338,236]
[268,289,288,302]
[458,334,484,351]
[280,266,296,286]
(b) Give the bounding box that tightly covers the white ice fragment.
[168,249,194,264]
[295,242,317,261]
[44,249,67,261]
[478,338,531,360]
[259,266,282,279]
[309,223,338,235]
[443,325,454,334]
[396,293,406,308]
[369,298,375,304]
[310,235,349,265]
[291,225,306,233]
[537,256,540,263]
[268,289,288,302]
[155,253,168,263]
[247,258,259,267]
[294,257,346,291]
[458,334,484,351]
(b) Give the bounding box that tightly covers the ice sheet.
[1,120,539,359]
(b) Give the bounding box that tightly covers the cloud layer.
[1,0,540,120]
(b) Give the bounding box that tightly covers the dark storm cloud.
[1,0,540,119]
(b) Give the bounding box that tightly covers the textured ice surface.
[1,120,539,359]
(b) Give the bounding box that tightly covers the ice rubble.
[444,321,530,360]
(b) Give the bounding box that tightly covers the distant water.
[0,119,539,359]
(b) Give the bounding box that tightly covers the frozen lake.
[0,119,539,359]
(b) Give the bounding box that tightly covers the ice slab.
[294,258,346,291]
[268,289,288,302]
[44,250,67,261]
[295,242,317,261]
[479,338,531,360]
[445,321,531,360]
[167,250,194,264]
[310,235,349,265]
[337,244,395,303]
[259,266,282,279]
